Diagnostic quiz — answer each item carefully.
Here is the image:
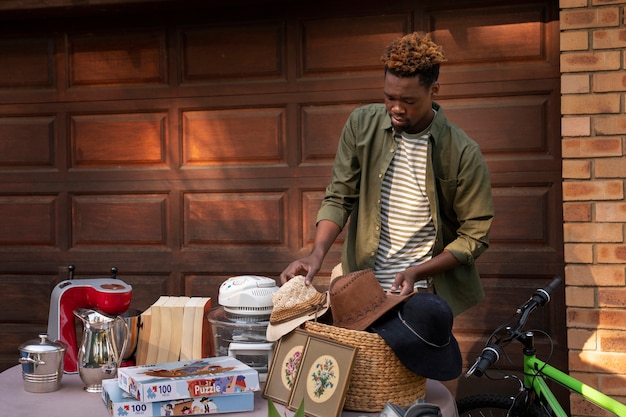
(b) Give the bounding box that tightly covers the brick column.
[560,0,626,415]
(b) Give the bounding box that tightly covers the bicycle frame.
[524,349,626,416]
[464,279,626,417]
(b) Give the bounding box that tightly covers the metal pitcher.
[73,308,128,393]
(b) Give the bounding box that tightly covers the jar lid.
[208,306,270,324]
[19,333,67,354]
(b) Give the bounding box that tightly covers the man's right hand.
[279,255,322,285]
[279,219,342,286]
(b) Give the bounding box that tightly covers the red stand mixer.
[47,266,132,373]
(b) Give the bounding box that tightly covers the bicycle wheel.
[457,394,514,417]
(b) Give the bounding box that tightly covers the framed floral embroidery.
[263,328,309,405]
[287,334,357,417]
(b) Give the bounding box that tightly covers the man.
[280,32,493,316]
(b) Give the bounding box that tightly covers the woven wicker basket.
[304,321,426,412]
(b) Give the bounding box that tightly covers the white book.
[144,296,170,365]
[155,296,178,364]
[166,296,190,362]
[191,297,211,359]
[179,297,200,361]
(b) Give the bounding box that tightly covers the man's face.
[384,72,439,134]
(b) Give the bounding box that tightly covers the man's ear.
[431,82,440,97]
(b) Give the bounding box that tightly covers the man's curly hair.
[381,32,446,86]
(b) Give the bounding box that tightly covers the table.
[0,365,458,417]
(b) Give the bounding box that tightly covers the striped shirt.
[374,129,435,289]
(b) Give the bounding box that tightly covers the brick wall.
[560,0,626,415]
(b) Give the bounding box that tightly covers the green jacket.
[316,102,494,316]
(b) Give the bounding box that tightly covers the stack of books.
[102,356,260,416]
[135,296,212,365]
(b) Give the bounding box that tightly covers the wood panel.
[183,192,285,245]
[0,0,563,406]
[0,116,55,167]
[182,108,285,165]
[0,37,53,88]
[71,194,168,247]
[301,14,408,75]
[71,113,167,167]
[430,6,545,63]
[301,104,361,162]
[429,3,558,83]
[69,31,167,86]
[0,196,57,246]
[180,23,284,82]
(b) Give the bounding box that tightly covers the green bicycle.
[456,278,626,417]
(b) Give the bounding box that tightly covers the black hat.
[368,293,461,381]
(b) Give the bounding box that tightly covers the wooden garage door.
[0,0,563,402]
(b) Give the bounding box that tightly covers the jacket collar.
[429,101,445,146]
[383,101,444,144]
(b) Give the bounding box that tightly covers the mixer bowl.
[115,308,142,361]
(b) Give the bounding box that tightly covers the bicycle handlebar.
[518,276,562,315]
[466,344,499,377]
[465,277,563,378]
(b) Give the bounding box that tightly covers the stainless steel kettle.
[73,308,128,393]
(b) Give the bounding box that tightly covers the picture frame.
[287,334,357,417]
[263,328,309,405]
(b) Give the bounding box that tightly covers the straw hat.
[329,269,412,331]
[265,275,329,341]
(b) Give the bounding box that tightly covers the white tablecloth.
[0,365,458,417]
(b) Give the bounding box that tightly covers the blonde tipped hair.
[381,32,446,85]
